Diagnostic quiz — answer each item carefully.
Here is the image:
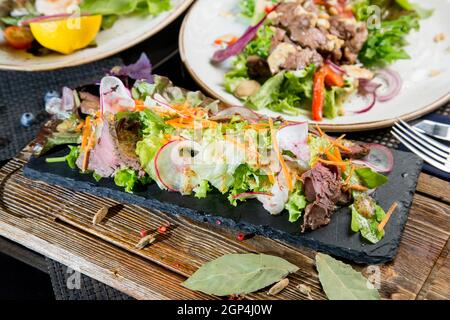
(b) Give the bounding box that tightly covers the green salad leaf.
[228,164,270,205]
[350,202,386,244]
[194,180,212,199]
[244,25,274,59]
[358,11,420,67]
[285,187,307,223]
[355,167,388,189]
[45,145,80,169]
[80,0,171,16]
[114,168,138,193]
[239,0,280,24]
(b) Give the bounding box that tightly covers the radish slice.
[154,140,202,192]
[352,144,394,173]
[277,122,310,162]
[257,178,289,215]
[232,191,273,200]
[100,76,135,115]
[210,106,261,123]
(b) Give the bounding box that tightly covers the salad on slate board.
[212,0,432,121]
[0,0,172,55]
[33,54,397,244]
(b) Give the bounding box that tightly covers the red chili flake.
[264,5,274,13]
[236,232,245,242]
[172,263,180,269]
[140,229,148,237]
[157,225,167,234]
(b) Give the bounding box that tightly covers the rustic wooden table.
[0,147,448,300]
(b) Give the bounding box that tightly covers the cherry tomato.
[3,26,34,50]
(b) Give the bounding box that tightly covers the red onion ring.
[211,4,280,63]
[348,92,377,115]
[375,69,402,102]
[325,59,345,75]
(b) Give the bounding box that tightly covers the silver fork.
[391,119,450,173]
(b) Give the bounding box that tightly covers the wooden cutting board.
[0,147,449,300]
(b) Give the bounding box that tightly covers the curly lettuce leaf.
[194,180,212,199]
[114,168,138,193]
[224,54,250,93]
[227,164,271,205]
[244,25,274,59]
[356,0,421,68]
[239,0,280,24]
[285,187,307,223]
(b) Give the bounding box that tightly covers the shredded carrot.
[82,149,90,172]
[75,122,84,132]
[267,171,275,184]
[325,149,340,163]
[166,117,217,129]
[378,202,398,232]
[317,158,348,167]
[349,184,368,192]
[269,118,293,192]
[315,124,325,136]
[81,116,91,150]
[245,123,269,130]
[333,141,351,153]
[344,166,355,186]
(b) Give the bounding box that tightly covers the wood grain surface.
[0,151,449,300]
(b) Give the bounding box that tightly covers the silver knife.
[413,120,450,142]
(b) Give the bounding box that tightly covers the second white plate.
[180,0,450,131]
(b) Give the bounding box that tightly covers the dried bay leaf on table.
[316,253,380,300]
[182,253,299,296]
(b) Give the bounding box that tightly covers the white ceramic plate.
[0,0,194,71]
[180,0,450,131]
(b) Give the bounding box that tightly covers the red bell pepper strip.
[323,65,345,87]
[312,67,327,121]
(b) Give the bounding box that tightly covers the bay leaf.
[182,253,299,296]
[316,253,380,300]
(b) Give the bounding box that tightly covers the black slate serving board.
[23,148,422,264]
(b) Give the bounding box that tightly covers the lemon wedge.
[30,15,102,55]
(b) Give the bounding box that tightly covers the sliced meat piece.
[76,115,141,177]
[290,27,328,51]
[339,139,370,159]
[301,163,342,232]
[246,55,272,79]
[267,42,298,74]
[283,47,323,70]
[329,17,368,64]
[270,27,290,52]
